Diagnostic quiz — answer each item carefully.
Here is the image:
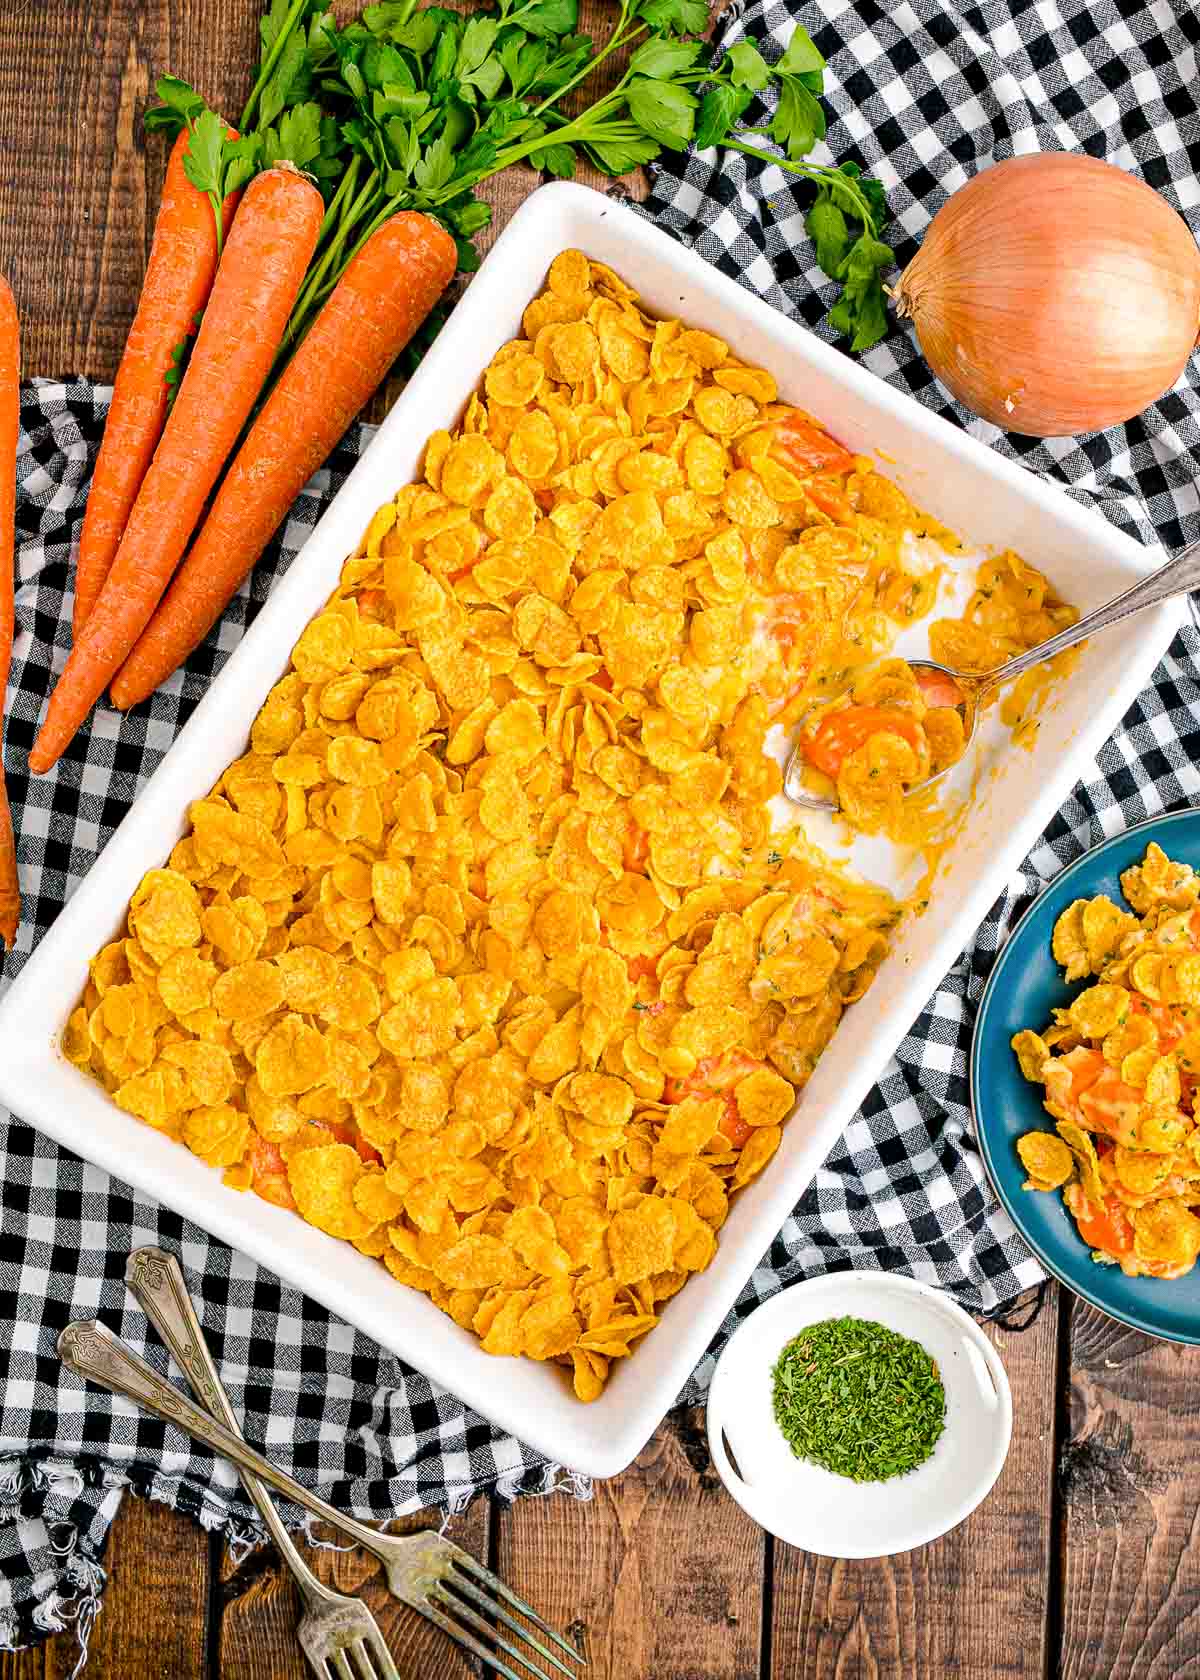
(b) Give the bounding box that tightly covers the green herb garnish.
[770,1315,946,1481]
[144,1,893,368]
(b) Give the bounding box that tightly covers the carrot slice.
[802,704,923,780]
[1073,1192,1134,1258]
[914,667,964,708]
[110,211,455,709]
[74,130,240,635]
[30,166,323,774]
[663,1052,765,1148]
[0,277,18,948]
[622,817,650,875]
[777,417,855,475]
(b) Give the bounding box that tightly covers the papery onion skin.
[895,153,1200,438]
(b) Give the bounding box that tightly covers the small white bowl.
[705,1272,1012,1557]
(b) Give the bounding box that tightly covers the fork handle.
[58,1318,389,1563]
[979,537,1200,694]
[125,1249,340,1611]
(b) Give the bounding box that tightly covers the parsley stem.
[241,0,310,130]
[314,155,362,254]
[281,168,383,354]
[527,2,645,119]
[486,91,629,177]
[722,137,878,230]
[321,192,405,283]
[209,192,225,264]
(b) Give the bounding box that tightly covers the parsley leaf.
[457,15,499,76]
[826,233,894,350]
[429,23,461,86]
[627,37,703,80]
[181,109,227,199]
[772,75,826,160]
[362,1,417,34]
[836,159,887,225]
[694,82,753,151]
[463,57,507,100]
[498,33,543,95]
[261,102,324,170]
[530,140,578,177]
[516,0,579,41]
[144,74,206,137]
[340,57,369,102]
[394,11,440,53]
[777,23,825,90]
[164,335,189,408]
[626,77,698,150]
[221,134,262,196]
[805,190,850,279]
[259,23,308,127]
[441,100,475,151]
[374,82,426,119]
[447,196,492,235]
[361,38,413,90]
[457,132,500,176]
[181,111,253,255]
[413,129,457,193]
[724,40,771,91]
[583,129,661,175]
[163,311,203,410]
[633,0,709,38]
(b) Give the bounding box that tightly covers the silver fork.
[124,1247,399,1680]
[59,1313,586,1680]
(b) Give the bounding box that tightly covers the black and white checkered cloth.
[5,0,1200,1658]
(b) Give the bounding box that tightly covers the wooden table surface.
[2,5,1199,1678]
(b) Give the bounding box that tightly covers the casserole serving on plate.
[972,810,1200,1344]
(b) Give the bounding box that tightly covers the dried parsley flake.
[770,1315,946,1482]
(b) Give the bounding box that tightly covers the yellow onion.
[895,153,1200,437]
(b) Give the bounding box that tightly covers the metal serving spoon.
[783,540,1200,812]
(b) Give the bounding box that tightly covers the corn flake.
[256,1015,330,1097]
[288,1144,371,1239]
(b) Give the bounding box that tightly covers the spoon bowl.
[781,539,1200,815]
[784,658,980,811]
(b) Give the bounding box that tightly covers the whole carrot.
[31,166,323,774]
[0,278,19,949]
[111,212,456,710]
[74,129,240,635]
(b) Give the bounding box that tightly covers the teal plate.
[972,807,1200,1344]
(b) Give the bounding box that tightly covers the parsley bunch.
[147,0,894,366]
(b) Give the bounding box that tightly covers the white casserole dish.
[0,183,1183,1479]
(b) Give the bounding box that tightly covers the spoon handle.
[978,538,1200,694]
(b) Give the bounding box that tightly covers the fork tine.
[343,1640,374,1680]
[440,1571,579,1678]
[328,1653,356,1680]
[353,1635,399,1680]
[413,1597,550,1680]
[432,1583,578,1680]
[345,1639,383,1680]
[444,1546,585,1665]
